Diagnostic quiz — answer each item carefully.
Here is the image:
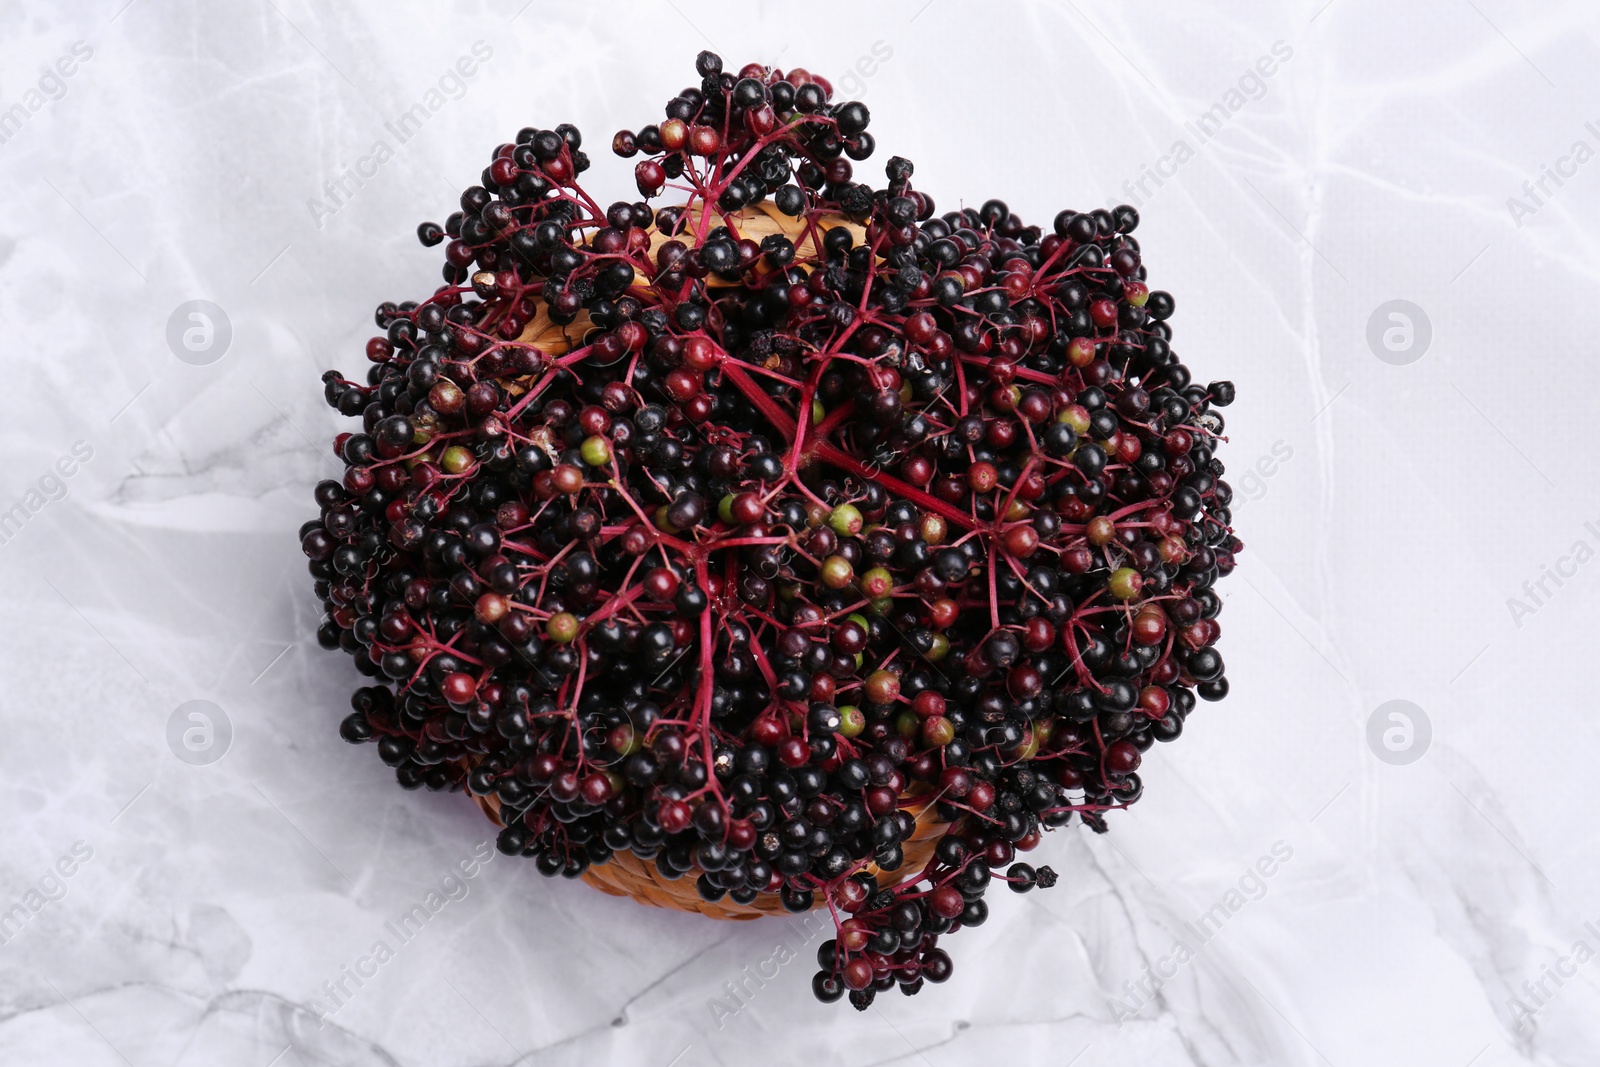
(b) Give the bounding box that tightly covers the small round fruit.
[922,715,955,746]
[730,492,764,525]
[546,611,580,642]
[1003,525,1039,558]
[642,567,679,601]
[820,555,854,589]
[441,672,477,705]
[837,705,865,738]
[864,670,900,705]
[1106,740,1141,776]
[551,464,584,494]
[1108,567,1144,600]
[829,503,863,536]
[440,445,476,475]
[860,566,893,598]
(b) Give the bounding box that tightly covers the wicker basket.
[470,789,950,921]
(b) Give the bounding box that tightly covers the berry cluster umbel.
[304,49,1240,1009]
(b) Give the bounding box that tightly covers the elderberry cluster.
[303,49,1240,1009]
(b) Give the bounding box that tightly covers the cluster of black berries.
[304,50,1239,1009]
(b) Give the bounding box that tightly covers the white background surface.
[2,1,1597,1065]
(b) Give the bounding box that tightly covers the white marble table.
[3,2,1597,1064]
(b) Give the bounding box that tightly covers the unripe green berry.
[546,611,580,642]
[1108,567,1144,600]
[820,555,854,589]
[829,503,863,537]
